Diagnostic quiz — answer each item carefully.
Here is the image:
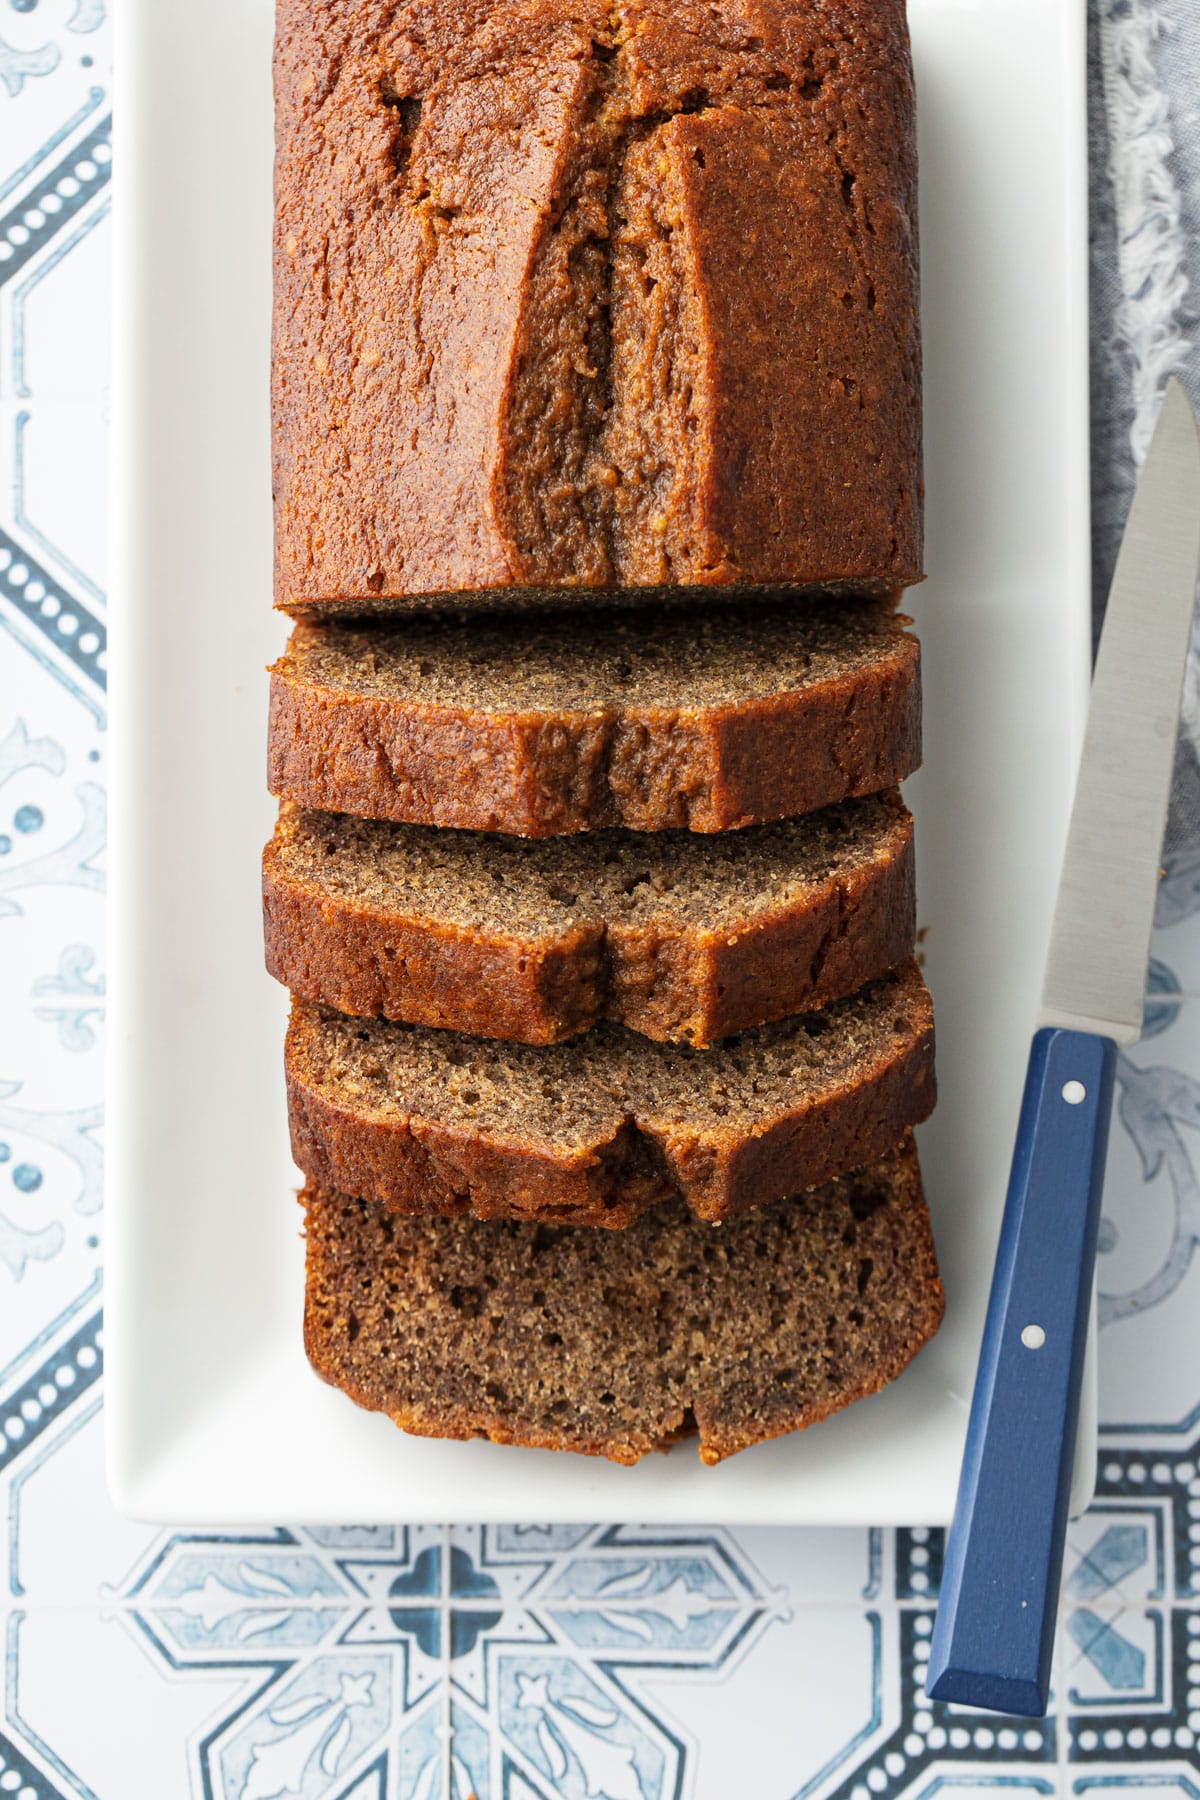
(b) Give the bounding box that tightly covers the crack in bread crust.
[301,1134,945,1464]
[262,795,917,1045]
[283,964,936,1226]
[266,605,923,835]
[273,0,921,610]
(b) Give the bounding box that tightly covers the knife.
[926,377,1200,1717]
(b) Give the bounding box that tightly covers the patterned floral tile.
[1073,1783,1200,1800]
[1152,859,1200,1003]
[5,1395,151,1604]
[5,1603,238,1800]
[0,701,105,1375]
[3,1,1200,1796]
[1097,950,1200,1435]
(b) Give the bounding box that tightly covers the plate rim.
[104,0,1094,1526]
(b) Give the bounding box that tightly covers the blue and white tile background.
[4,3,1200,1795]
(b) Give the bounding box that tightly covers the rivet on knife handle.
[926,1027,1116,1715]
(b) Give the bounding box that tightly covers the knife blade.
[1043,378,1200,1041]
[927,377,1200,1717]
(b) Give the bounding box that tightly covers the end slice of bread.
[302,1134,943,1465]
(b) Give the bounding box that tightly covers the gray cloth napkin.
[1089,0,1200,858]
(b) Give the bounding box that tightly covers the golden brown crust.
[262,800,917,1044]
[284,967,936,1225]
[267,626,922,834]
[266,875,605,1045]
[287,1085,683,1227]
[301,1134,945,1464]
[273,0,921,610]
[273,0,935,1469]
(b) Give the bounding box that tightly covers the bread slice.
[302,1134,943,1465]
[268,602,921,835]
[285,963,935,1227]
[264,794,916,1047]
[274,0,920,613]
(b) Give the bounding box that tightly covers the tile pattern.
[4,3,1200,1795]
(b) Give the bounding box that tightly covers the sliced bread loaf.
[285,963,935,1227]
[268,602,921,835]
[264,795,916,1046]
[302,1134,943,1465]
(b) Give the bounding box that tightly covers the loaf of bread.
[303,1134,942,1464]
[265,794,915,1045]
[268,603,921,835]
[273,0,921,612]
[285,963,935,1226]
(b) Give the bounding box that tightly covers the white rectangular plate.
[107,0,1092,1524]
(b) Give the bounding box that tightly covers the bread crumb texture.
[302,1133,944,1463]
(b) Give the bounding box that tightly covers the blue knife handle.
[926,1026,1117,1716]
